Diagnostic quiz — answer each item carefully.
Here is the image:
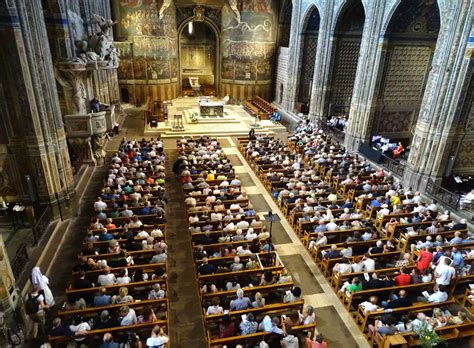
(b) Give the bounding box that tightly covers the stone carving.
[60,14,120,69]
[193,6,205,21]
[92,133,109,160]
[55,69,88,115]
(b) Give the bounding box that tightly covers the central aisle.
[164,149,207,347]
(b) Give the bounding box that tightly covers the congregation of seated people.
[42,138,170,347]
[236,120,474,347]
[173,136,322,348]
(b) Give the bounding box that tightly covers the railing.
[425,178,461,210]
[11,244,29,280]
[379,154,407,178]
[32,205,52,246]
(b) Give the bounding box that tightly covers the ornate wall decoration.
[454,140,474,169]
[299,35,318,103]
[221,0,277,83]
[376,111,414,133]
[331,39,361,108]
[382,45,432,105]
[117,0,178,83]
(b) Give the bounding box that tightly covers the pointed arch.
[326,0,365,117]
[295,4,321,108]
[370,0,441,139]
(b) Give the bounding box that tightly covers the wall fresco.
[221,0,277,82]
[117,0,178,81]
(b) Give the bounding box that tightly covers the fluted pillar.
[281,0,302,112]
[404,0,474,190]
[343,0,388,150]
[0,0,75,216]
[308,0,334,120]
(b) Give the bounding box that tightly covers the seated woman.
[138,305,157,323]
[112,287,134,304]
[392,142,404,158]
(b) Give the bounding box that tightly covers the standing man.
[25,285,50,340]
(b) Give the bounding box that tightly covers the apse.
[179,20,217,96]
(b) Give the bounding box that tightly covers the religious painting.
[133,57,147,79]
[118,58,134,80]
[119,0,177,39]
[221,0,277,82]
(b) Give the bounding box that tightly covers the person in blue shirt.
[370,198,381,208]
[230,289,252,310]
[94,287,112,307]
[98,228,114,241]
[452,248,464,269]
[139,203,152,216]
[341,199,353,209]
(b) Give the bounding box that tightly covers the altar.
[199,100,224,116]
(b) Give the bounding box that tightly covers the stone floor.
[40,108,370,348]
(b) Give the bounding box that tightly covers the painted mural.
[117,0,178,81]
[221,0,277,82]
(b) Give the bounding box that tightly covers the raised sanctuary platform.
[144,97,286,138]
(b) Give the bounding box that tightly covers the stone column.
[404,0,474,190]
[0,0,75,217]
[308,0,334,120]
[343,0,388,150]
[281,0,302,112]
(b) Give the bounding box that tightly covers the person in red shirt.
[417,246,433,272]
[394,267,411,286]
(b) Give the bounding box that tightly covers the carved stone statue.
[59,13,119,68]
[55,68,88,115]
[92,133,109,160]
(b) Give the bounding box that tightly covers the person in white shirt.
[120,306,138,326]
[434,257,455,285]
[97,267,116,286]
[359,296,380,312]
[189,215,199,224]
[69,318,91,342]
[236,217,250,230]
[326,219,338,231]
[362,254,375,272]
[245,228,258,241]
[309,232,327,249]
[185,196,197,206]
[94,197,107,212]
[206,298,224,315]
[333,257,352,274]
[116,269,131,284]
[340,244,353,258]
[427,201,439,212]
[420,285,448,303]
